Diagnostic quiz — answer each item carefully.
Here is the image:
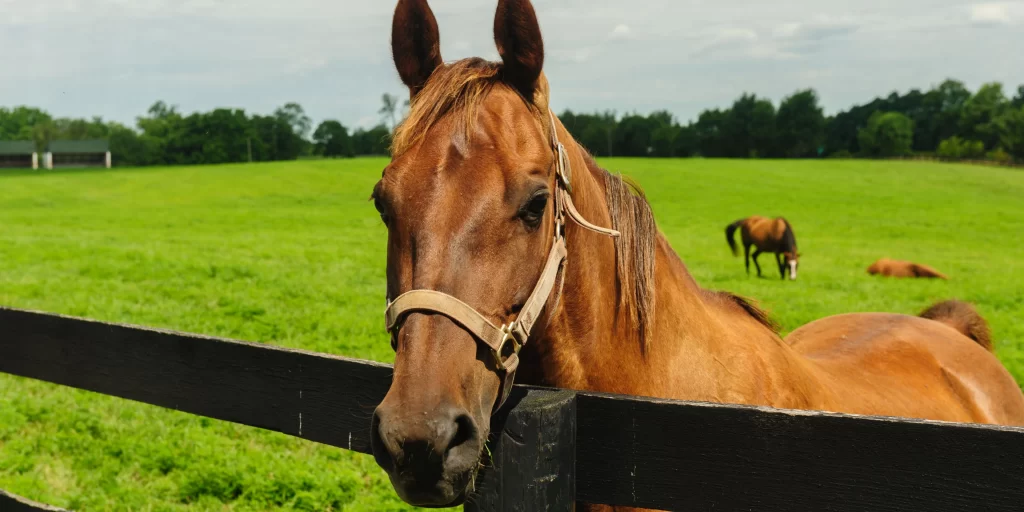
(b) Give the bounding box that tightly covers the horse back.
[785,312,1024,425]
[743,216,787,250]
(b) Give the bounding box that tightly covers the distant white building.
[45,139,111,169]
[0,141,39,170]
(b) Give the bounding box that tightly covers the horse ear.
[493,0,545,100]
[392,0,443,97]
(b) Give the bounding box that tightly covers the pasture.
[1,157,1022,511]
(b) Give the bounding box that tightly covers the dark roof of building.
[0,141,37,155]
[47,139,109,153]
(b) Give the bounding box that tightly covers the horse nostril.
[446,413,477,457]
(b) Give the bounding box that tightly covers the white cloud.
[773,23,802,38]
[565,48,593,63]
[969,3,1017,25]
[0,0,1022,129]
[609,24,632,39]
[692,27,758,57]
[690,27,798,60]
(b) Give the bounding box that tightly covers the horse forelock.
[390,58,551,157]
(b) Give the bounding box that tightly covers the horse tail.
[919,300,992,351]
[725,219,744,256]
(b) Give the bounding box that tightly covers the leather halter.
[384,111,621,412]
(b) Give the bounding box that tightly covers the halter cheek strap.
[383,111,620,412]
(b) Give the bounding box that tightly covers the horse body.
[531,155,1023,425]
[868,257,948,279]
[531,150,1024,512]
[726,215,799,279]
[786,310,1023,424]
[372,1,1024,509]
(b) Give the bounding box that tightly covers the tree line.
[2,79,1022,167]
[560,80,1024,163]
[0,102,391,166]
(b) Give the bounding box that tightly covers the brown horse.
[868,257,948,279]
[726,215,800,280]
[370,1,1024,509]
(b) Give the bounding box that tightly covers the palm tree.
[380,94,399,131]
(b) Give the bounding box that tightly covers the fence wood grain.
[575,392,1024,511]
[0,307,390,454]
[466,389,576,512]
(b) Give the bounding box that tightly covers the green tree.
[107,122,161,167]
[936,136,985,160]
[273,103,311,156]
[560,110,617,156]
[722,93,776,157]
[650,124,680,157]
[0,106,57,150]
[616,112,668,156]
[312,120,355,157]
[960,82,1009,149]
[695,108,729,157]
[994,106,1024,161]
[274,103,312,140]
[1012,85,1024,109]
[775,89,825,158]
[353,124,391,155]
[826,79,969,156]
[167,109,256,165]
[916,80,971,152]
[857,111,915,157]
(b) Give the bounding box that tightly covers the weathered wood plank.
[0,307,391,454]
[575,392,1024,511]
[467,388,576,512]
[0,489,71,512]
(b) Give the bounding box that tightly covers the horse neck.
[527,131,801,401]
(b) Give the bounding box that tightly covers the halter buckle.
[493,323,523,371]
[556,143,572,192]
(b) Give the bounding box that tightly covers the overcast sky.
[2,0,1022,129]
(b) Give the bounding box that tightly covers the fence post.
[465,388,577,512]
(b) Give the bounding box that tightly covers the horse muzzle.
[371,402,484,507]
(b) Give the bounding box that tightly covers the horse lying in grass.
[868,257,948,279]
[726,215,800,280]
[369,0,1024,508]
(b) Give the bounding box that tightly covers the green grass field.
[1,157,1023,510]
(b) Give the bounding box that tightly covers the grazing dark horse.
[726,215,800,280]
[868,258,948,279]
[370,0,1024,509]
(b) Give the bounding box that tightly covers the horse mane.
[391,58,545,156]
[704,290,780,333]
[780,217,797,253]
[600,163,658,352]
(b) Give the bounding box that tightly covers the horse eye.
[519,193,548,226]
[373,195,390,224]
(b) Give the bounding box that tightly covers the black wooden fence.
[3,306,1024,511]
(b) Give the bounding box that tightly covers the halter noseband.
[383,111,620,412]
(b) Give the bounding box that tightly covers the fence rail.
[3,306,1024,511]
[0,490,70,512]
